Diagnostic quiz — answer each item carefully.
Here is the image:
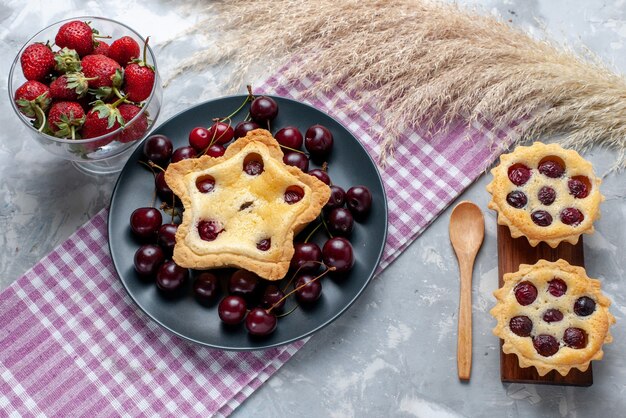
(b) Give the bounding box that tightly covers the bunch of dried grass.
[173,0,626,167]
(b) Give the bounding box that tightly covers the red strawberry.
[55,21,96,57]
[20,43,55,81]
[48,101,86,139]
[81,54,123,88]
[54,47,82,73]
[14,80,51,130]
[118,104,148,142]
[50,72,95,100]
[108,36,140,65]
[93,40,110,56]
[123,37,155,102]
[81,99,124,138]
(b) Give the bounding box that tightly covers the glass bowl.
[8,16,163,175]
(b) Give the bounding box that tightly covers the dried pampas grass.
[174,0,626,168]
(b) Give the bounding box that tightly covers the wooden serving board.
[496,224,593,386]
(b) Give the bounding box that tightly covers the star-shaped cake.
[165,129,331,280]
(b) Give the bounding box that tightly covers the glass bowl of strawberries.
[8,16,163,175]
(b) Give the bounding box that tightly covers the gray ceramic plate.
[108,95,388,350]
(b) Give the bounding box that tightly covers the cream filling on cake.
[182,143,312,260]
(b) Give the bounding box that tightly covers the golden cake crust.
[490,259,615,376]
[486,142,604,247]
[165,129,331,280]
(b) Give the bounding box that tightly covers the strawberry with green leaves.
[20,43,55,81]
[124,37,155,102]
[48,101,85,139]
[93,40,110,56]
[108,36,140,65]
[50,72,96,100]
[14,80,51,131]
[82,98,126,138]
[82,54,122,88]
[118,104,148,142]
[55,20,101,57]
[54,47,82,73]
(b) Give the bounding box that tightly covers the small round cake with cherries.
[486,142,604,247]
[490,259,615,376]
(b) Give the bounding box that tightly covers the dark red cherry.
[193,272,219,305]
[295,274,322,304]
[507,163,531,186]
[574,296,596,316]
[506,190,527,208]
[509,316,533,337]
[543,309,564,323]
[205,144,226,157]
[197,220,223,241]
[563,328,588,349]
[284,185,304,204]
[327,208,354,236]
[531,210,553,227]
[234,121,260,139]
[346,186,372,219]
[208,122,234,145]
[548,278,567,297]
[538,157,565,178]
[290,242,322,273]
[130,207,162,240]
[322,237,354,274]
[171,146,197,163]
[228,269,260,302]
[250,96,278,123]
[261,284,285,310]
[245,307,277,336]
[533,334,559,357]
[514,281,537,306]
[275,126,303,149]
[537,186,556,206]
[196,175,215,193]
[256,238,271,251]
[568,176,591,198]
[305,124,333,162]
[157,223,178,256]
[325,185,345,210]
[283,151,309,172]
[188,127,211,151]
[308,169,331,185]
[560,208,584,226]
[243,153,264,175]
[218,295,247,325]
[133,244,165,279]
[156,261,188,293]
[143,134,173,165]
[155,171,175,203]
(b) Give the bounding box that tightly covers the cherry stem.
[219,91,253,122]
[321,215,334,239]
[279,144,307,155]
[304,222,322,243]
[269,265,335,314]
[147,160,165,172]
[281,260,326,293]
[322,162,328,172]
[275,305,299,318]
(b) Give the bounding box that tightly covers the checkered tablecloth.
[0,73,509,416]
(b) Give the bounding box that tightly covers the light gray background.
[1,1,624,417]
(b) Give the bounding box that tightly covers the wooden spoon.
[449,200,484,381]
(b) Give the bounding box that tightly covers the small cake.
[490,259,615,376]
[165,129,331,280]
[486,142,603,247]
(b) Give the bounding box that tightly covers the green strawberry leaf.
[111,68,124,89]
[55,47,82,73]
[90,86,113,100]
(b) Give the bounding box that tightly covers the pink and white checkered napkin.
[0,74,510,417]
